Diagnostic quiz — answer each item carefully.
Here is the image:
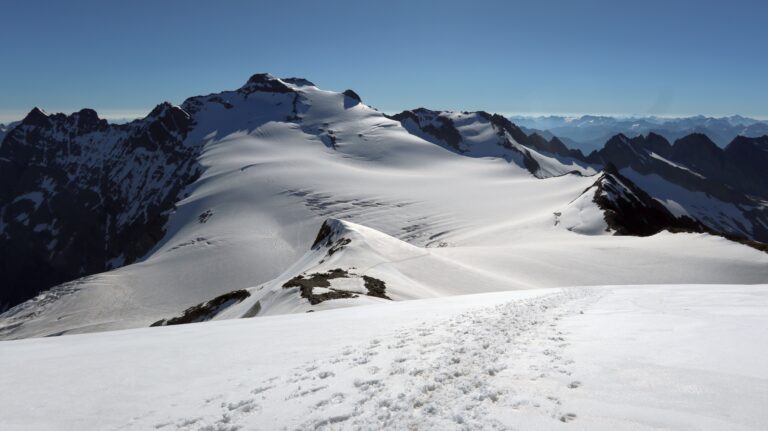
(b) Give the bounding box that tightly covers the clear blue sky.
[1,0,767,122]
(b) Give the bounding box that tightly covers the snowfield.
[2,76,767,338]
[2,75,768,430]
[1,284,766,430]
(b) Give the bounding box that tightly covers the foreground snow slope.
[1,284,766,430]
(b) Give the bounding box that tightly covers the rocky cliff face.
[0,105,200,309]
[579,132,768,242]
[590,164,705,236]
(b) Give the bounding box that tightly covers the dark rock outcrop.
[282,268,358,305]
[592,164,705,236]
[362,275,390,299]
[526,133,588,162]
[574,131,768,245]
[151,289,251,327]
[722,135,768,198]
[390,109,464,152]
[238,73,294,95]
[669,133,725,176]
[0,105,200,309]
[282,77,316,87]
[342,89,361,103]
[476,111,531,149]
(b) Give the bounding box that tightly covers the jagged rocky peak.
[389,108,463,152]
[0,97,203,310]
[527,132,549,148]
[239,73,294,94]
[18,106,109,134]
[21,107,50,127]
[669,133,725,172]
[147,101,182,118]
[72,108,101,128]
[722,135,768,198]
[641,132,672,156]
[145,102,192,133]
[525,132,583,158]
[609,132,671,154]
[603,133,632,149]
[589,133,654,166]
[476,111,530,143]
[393,108,533,146]
[593,163,704,236]
[672,132,721,156]
[725,134,768,153]
[389,107,444,124]
[548,136,587,160]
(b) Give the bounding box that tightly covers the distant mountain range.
[511,114,768,153]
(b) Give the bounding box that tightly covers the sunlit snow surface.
[2,79,767,339]
[1,285,766,430]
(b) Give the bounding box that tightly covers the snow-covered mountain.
[513,114,768,152]
[390,109,595,178]
[581,133,768,243]
[391,110,768,243]
[1,74,767,339]
[557,164,704,237]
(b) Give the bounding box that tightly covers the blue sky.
[1,0,766,122]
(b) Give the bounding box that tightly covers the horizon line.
[3,108,768,124]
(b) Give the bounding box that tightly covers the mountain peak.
[148,102,179,118]
[239,73,293,94]
[246,72,277,83]
[726,134,768,151]
[72,108,102,129]
[672,133,720,155]
[605,133,631,146]
[21,107,50,127]
[645,131,665,141]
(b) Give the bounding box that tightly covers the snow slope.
[2,75,767,339]
[622,168,761,237]
[1,284,766,430]
[394,108,597,178]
